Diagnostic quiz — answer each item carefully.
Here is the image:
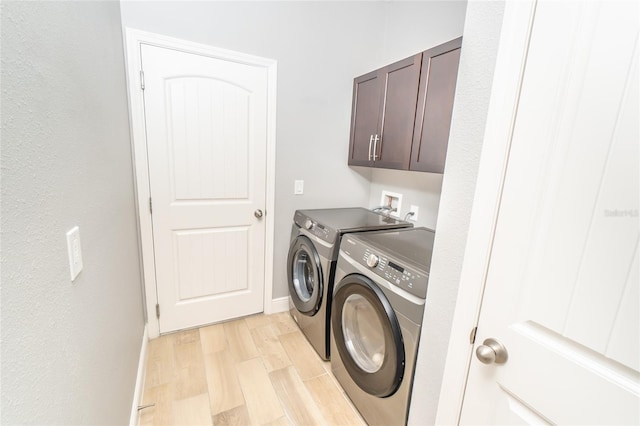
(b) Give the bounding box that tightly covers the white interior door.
[460,1,639,424]
[141,44,268,333]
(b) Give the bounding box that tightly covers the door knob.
[254,209,264,219]
[476,338,508,364]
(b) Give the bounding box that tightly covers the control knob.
[304,219,314,230]
[366,254,379,268]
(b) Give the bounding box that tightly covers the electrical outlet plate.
[294,180,304,195]
[66,226,83,281]
[380,190,402,218]
[409,205,420,221]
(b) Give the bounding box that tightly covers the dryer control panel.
[294,211,337,243]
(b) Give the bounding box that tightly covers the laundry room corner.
[408,1,507,424]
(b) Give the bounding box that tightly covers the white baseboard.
[270,296,290,314]
[129,324,149,426]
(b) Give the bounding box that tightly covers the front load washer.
[330,227,435,426]
[287,207,412,360]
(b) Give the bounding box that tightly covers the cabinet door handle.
[372,134,380,161]
[368,134,374,161]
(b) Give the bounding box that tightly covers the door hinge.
[140,70,145,90]
[469,326,478,344]
[149,197,153,214]
[155,303,160,319]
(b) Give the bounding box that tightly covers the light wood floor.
[138,312,366,426]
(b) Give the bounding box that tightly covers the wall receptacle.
[380,190,402,218]
[408,205,420,221]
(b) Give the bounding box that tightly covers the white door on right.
[461,1,639,424]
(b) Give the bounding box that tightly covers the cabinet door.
[348,70,381,166]
[410,37,462,173]
[374,54,422,170]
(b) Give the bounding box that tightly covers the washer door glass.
[331,274,404,397]
[342,294,385,373]
[287,235,324,315]
[292,249,316,302]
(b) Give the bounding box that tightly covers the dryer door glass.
[287,235,324,315]
[342,294,385,373]
[292,250,315,302]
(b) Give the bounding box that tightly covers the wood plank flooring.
[138,312,366,426]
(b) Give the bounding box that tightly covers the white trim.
[123,28,277,338]
[270,297,290,314]
[123,29,158,337]
[434,2,537,424]
[262,61,278,315]
[129,325,149,426]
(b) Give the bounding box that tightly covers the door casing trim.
[123,28,277,339]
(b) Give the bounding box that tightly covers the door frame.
[434,1,537,424]
[123,28,278,339]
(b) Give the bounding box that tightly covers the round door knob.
[254,209,264,219]
[476,338,508,365]
[304,219,314,230]
[366,254,379,268]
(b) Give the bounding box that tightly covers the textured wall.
[409,1,506,424]
[1,1,144,424]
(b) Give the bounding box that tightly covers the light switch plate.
[294,180,304,195]
[66,226,83,281]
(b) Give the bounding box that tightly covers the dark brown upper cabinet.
[348,54,422,169]
[410,37,462,173]
[347,37,462,173]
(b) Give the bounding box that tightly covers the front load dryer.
[330,227,435,426]
[287,207,412,360]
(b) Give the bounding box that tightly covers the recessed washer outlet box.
[380,190,402,218]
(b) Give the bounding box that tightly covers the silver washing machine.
[287,207,412,360]
[330,227,435,426]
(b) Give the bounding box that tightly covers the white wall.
[409,1,506,424]
[368,169,444,228]
[379,0,468,66]
[368,169,445,229]
[1,2,145,424]
[119,1,467,301]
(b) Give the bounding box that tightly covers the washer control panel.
[362,249,427,298]
[341,236,428,299]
